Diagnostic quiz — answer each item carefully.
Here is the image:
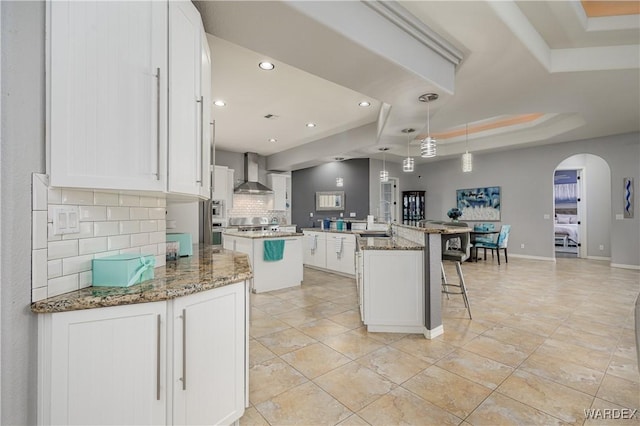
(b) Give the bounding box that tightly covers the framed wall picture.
[624,177,634,218]
[456,186,501,221]
[316,191,345,211]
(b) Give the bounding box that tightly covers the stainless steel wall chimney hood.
[234,152,273,194]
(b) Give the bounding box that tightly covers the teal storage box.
[166,233,193,256]
[92,254,156,287]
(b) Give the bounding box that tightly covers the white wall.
[1,1,43,423]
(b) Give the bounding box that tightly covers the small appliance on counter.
[166,233,193,257]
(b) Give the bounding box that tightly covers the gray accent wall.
[1,1,43,423]
[395,132,639,267]
[292,159,370,229]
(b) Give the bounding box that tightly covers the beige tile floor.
[241,257,640,425]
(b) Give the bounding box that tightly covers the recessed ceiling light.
[258,61,275,71]
[213,100,226,107]
[268,138,277,143]
[306,123,316,128]
[359,101,371,107]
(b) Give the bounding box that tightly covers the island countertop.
[357,235,424,251]
[31,246,252,314]
[223,230,303,239]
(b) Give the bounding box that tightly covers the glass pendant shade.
[379,169,389,182]
[420,137,437,158]
[336,177,344,187]
[403,157,414,172]
[462,151,473,172]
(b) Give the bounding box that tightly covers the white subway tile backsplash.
[107,206,130,221]
[140,244,159,256]
[79,237,108,255]
[140,196,158,207]
[32,286,48,302]
[94,192,119,206]
[33,184,166,302]
[48,275,79,298]
[108,235,130,250]
[148,207,165,220]
[47,187,62,204]
[62,222,93,240]
[149,231,165,244]
[48,240,78,260]
[140,220,158,233]
[155,255,166,268]
[62,189,94,205]
[79,206,107,222]
[119,221,140,234]
[62,254,94,275]
[32,248,48,289]
[119,194,140,207]
[32,174,48,211]
[79,271,92,289]
[48,259,63,279]
[94,221,119,237]
[32,210,48,250]
[130,207,149,220]
[120,247,141,255]
[130,233,150,247]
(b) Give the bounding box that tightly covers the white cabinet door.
[227,168,235,209]
[268,174,290,211]
[168,0,203,196]
[43,302,166,425]
[326,235,356,275]
[212,165,229,202]
[199,29,212,198]
[356,250,365,321]
[303,232,326,269]
[48,1,167,191]
[172,282,246,425]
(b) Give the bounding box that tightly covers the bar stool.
[440,226,472,320]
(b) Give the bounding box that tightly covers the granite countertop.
[31,246,252,314]
[394,223,472,234]
[223,230,303,239]
[357,235,424,251]
[301,228,388,235]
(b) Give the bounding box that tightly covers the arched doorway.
[553,154,611,260]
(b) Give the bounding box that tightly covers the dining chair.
[440,222,472,319]
[473,224,511,265]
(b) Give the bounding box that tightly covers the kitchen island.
[32,246,250,426]
[223,230,304,293]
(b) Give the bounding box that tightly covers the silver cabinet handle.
[156,314,161,400]
[182,309,187,390]
[154,68,161,180]
[196,96,204,184]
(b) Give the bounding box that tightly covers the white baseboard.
[610,263,640,270]
[424,325,444,339]
[508,254,556,261]
[587,255,611,261]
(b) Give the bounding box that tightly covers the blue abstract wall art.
[456,186,501,221]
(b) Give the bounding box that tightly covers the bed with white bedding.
[554,213,579,247]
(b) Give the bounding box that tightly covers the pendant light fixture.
[462,123,473,173]
[334,157,344,187]
[379,147,389,182]
[402,128,415,173]
[418,93,438,158]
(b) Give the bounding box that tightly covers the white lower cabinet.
[172,282,246,425]
[303,231,355,276]
[361,250,426,333]
[38,283,247,426]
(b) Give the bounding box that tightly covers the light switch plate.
[52,206,80,235]
[615,214,624,220]
[543,214,550,219]
[350,212,356,217]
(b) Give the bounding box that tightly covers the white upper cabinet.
[48,0,168,191]
[199,29,213,198]
[168,0,203,197]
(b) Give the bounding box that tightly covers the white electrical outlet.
[520,243,525,249]
[340,212,343,217]
[53,206,80,235]
[309,212,313,217]
[599,244,604,250]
